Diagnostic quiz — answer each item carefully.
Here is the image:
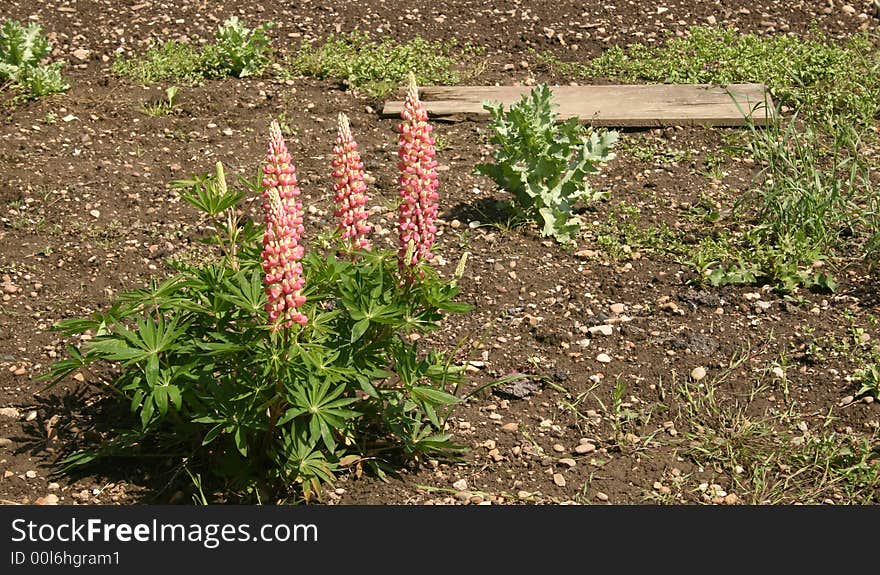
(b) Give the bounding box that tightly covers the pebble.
[501,422,519,433]
[723,493,739,505]
[839,395,854,407]
[449,219,461,229]
[596,353,611,363]
[558,458,576,468]
[552,444,565,453]
[771,366,785,379]
[89,209,101,219]
[72,48,90,60]
[842,4,856,15]
[36,494,59,505]
[574,442,596,454]
[13,367,26,376]
[588,325,614,336]
[454,491,471,502]
[552,473,566,487]
[3,470,13,478]
[26,411,37,422]
[0,407,20,419]
[595,492,609,501]
[25,470,37,479]
[452,479,468,491]
[690,366,707,381]
[48,482,60,490]
[0,437,12,448]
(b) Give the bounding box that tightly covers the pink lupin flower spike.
[331,113,372,252]
[396,72,439,280]
[261,120,307,330]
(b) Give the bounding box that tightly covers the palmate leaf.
[279,376,361,452]
[278,426,338,502]
[218,269,266,315]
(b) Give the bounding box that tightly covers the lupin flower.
[396,72,439,279]
[261,120,307,330]
[331,113,372,251]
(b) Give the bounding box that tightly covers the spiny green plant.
[0,19,69,101]
[284,31,480,98]
[475,83,619,244]
[200,16,272,79]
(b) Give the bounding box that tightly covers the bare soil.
[1,0,879,506]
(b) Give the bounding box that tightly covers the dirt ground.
[1,0,879,505]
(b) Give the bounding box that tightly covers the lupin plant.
[396,72,440,280]
[262,120,308,330]
[42,83,472,503]
[331,113,372,252]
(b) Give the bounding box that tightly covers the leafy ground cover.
[1,0,879,505]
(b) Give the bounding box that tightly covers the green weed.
[283,31,481,98]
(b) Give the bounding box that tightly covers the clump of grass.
[112,17,272,84]
[283,31,482,98]
[112,40,204,84]
[543,26,880,126]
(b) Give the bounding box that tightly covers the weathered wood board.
[382,83,775,127]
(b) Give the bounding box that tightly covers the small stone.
[559,458,576,468]
[552,473,566,487]
[452,479,468,491]
[595,492,609,501]
[552,444,565,453]
[723,493,739,505]
[690,366,707,381]
[0,407,20,419]
[840,395,854,406]
[771,366,785,379]
[596,353,611,363]
[0,437,12,448]
[610,303,625,314]
[25,470,37,479]
[841,4,856,15]
[864,396,875,404]
[454,491,472,502]
[72,48,90,60]
[3,470,13,478]
[449,219,461,229]
[574,442,596,454]
[2,284,17,294]
[26,411,37,422]
[222,128,234,136]
[706,15,717,24]
[501,422,519,433]
[588,325,614,336]
[89,209,101,219]
[48,482,60,490]
[36,494,59,505]
[13,367,26,376]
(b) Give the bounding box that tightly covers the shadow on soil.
[13,385,188,503]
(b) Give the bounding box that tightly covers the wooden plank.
[382,83,775,127]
